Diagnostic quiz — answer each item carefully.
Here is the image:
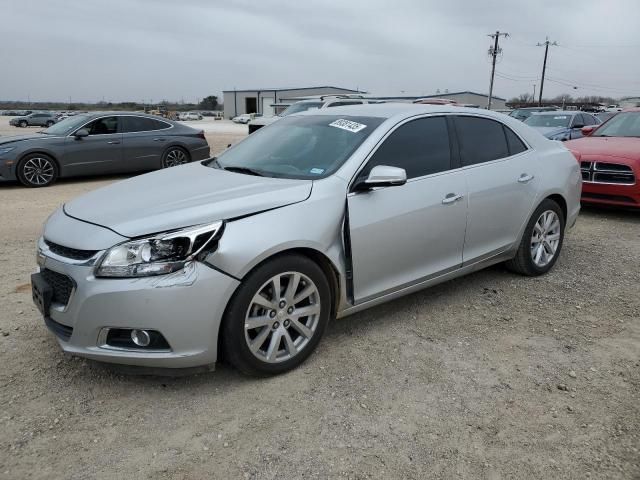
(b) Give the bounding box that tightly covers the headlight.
[0,146,16,155]
[95,221,223,278]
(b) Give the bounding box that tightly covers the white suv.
[248,95,381,133]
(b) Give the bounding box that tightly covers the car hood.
[0,133,60,144]
[565,136,640,161]
[531,126,568,137]
[64,162,313,238]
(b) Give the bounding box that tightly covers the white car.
[232,114,253,124]
[180,112,203,121]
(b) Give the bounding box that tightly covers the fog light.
[131,329,151,347]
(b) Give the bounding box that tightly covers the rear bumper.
[190,144,211,161]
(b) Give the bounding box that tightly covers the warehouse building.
[223,86,364,119]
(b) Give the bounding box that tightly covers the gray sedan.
[33,104,581,375]
[0,112,210,187]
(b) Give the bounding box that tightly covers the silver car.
[33,104,581,375]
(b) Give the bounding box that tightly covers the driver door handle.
[153,138,167,142]
[107,140,120,144]
[518,173,534,184]
[442,193,464,205]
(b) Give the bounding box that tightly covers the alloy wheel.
[22,157,55,186]
[163,149,188,167]
[530,210,561,267]
[244,271,321,364]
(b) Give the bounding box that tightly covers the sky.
[2,0,639,103]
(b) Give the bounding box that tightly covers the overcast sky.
[2,0,639,103]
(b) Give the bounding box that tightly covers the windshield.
[281,102,324,116]
[525,114,571,128]
[210,115,384,179]
[592,112,640,137]
[42,115,90,135]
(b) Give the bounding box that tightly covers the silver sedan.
[33,104,581,375]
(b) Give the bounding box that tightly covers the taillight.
[197,130,205,140]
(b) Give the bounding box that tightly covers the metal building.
[223,86,364,119]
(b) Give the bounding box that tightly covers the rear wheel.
[19,120,27,128]
[506,199,565,276]
[46,120,54,127]
[17,154,59,187]
[161,146,190,168]
[221,254,331,376]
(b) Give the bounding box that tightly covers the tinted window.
[327,101,363,107]
[456,116,509,166]
[592,112,640,137]
[504,126,527,155]
[85,116,118,135]
[362,117,451,180]
[583,114,598,125]
[122,116,169,133]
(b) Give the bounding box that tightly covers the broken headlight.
[95,221,223,278]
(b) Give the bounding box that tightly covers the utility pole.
[537,37,557,106]
[532,84,536,103]
[487,31,508,110]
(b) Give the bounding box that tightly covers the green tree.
[199,95,219,110]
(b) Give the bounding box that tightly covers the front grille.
[44,316,73,341]
[41,269,74,306]
[45,239,98,261]
[581,161,635,185]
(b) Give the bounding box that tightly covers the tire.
[19,120,27,128]
[161,146,190,168]
[221,254,332,376]
[16,153,59,188]
[46,121,54,127]
[506,198,565,276]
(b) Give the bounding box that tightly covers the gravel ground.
[0,117,638,479]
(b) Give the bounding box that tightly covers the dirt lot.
[0,116,638,479]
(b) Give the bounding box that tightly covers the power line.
[487,31,509,110]
[536,37,558,105]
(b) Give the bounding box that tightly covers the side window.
[455,116,509,166]
[503,126,527,156]
[122,116,169,133]
[584,114,597,125]
[85,116,118,135]
[361,117,451,180]
[327,101,363,107]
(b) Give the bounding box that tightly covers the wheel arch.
[16,150,61,176]
[545,193,567,221]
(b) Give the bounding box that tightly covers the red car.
[565,109,640,209]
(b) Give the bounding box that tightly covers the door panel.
[348,171,467,302]
[120,116,171,171]
[462,152,539,262]
[61,134,123,176]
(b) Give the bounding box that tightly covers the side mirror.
[581,125,595,136]
[354,165,407,191]
[572,123,585,129]
[74,128,89,138]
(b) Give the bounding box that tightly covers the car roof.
[293,102,510,121]
[530,110,582,116]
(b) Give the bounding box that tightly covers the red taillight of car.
[197,130,205,140]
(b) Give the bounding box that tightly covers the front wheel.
[161,147,190,168]
[46,121,54,127]
[221,254,331,376]
[17,154,59,187]
[506,199,565,276]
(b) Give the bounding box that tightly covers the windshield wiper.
[222,166,265,177]
[206,157,221,168]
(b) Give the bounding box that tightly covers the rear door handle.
[442,193,464,205]
[518,173,534,183]
[107,140,120,144]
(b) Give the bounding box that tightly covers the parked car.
[232,114,253,124]
[179,112,203,121]
[10,112,58,128]
[509,106,557,122]
[0,112,210,187]
[248,95,380,133]
[524,111,600,141]
[565,109,640,209]
[596,111,617,123]
[32,104,580,375]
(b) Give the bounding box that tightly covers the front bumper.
[35,241,240,368]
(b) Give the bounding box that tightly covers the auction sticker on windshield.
[329,119,367,133]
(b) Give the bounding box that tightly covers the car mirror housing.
[581,125,595,136]
[355,165,407,191]
[572,123,585,129]
[74,128,89,138]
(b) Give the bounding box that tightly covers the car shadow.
[579,204,640,223]
[0,172,144,189]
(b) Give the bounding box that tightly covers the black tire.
[221,254,332,376]
[46,121,54,127]
[19,120,27,128]
[506,198,565,276]
[16,153,59,188]
[161,146,190,168]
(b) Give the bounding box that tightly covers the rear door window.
[122,116,170,133]
[455,116,510,166]
[503,126,527,156]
